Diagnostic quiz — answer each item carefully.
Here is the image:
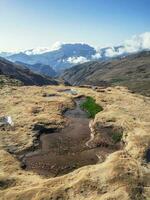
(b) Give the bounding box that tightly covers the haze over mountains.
[0,32,150,74]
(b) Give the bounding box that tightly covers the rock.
[0,116,14,127]
[70,89,78,95]
[20,162,26,169]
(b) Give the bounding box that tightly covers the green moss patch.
[80,96,103,118]
[112,132,123,143]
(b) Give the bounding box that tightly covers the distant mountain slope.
[6,44,96,72]
[0,32,150,73]
[0,57,58,86]
[61,51,150,96]
[16,62,57,77]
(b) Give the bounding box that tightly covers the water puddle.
[58,88,78,95]
[146,148,150,162]
[20,97,116,177]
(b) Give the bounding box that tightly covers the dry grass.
[0,85,150,200]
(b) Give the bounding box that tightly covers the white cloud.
[50,41,64,51]
[92,52,102,59]
[104,32,150,57]
[23,41,64,55]
[2,32,150,61]
[67,56,89,64]
[24,47,52,55]
[123,32,150,52]
[104,47,121,57]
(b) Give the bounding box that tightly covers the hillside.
[16,62,57,77]
[0,57,58,86]
[61,51,150,96]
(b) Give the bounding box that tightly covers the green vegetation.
[80,96,103,118]
[0,75,22,87]
[111,78,124,83]
[0,79,4,85]
[112,132,123,143]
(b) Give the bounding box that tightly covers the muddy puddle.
[21,97,115,177]
[146,148,150,162]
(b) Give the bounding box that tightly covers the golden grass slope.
[0,85,150,200]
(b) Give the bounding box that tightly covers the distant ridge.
[0,32,150,73]
[0,57,58,86]
[15,61,57,77]
[61,51,150,96]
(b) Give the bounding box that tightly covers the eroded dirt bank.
[0,85,150,200]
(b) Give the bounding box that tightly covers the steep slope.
[0,57,58,86]
[16,62,57,77]
[62,51,150,96]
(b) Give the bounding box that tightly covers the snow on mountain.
[67,56,90,64]
[5,43,96,72]
[23,42,64,55]
[24,48,52,55]
[1,32,150,73]
[0,51,19,58]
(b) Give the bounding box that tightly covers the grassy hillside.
[62,51,150,96]
[0,57,59,86]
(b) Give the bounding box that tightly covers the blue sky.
[0,0,150,51]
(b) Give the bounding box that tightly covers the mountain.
[8,53,33,64]
[16,62,57,77]
[0,57,58,86]
[6,43,96,73]
[61,51,150,96]
[1,32,150,74]
[0,44,132,74]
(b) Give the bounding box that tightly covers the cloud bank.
[67,56,89,64]
[1,32,150,66]
[23,42,65,55]
[24,47,52,55]
[92,52,102,59]
[103,32,150,57]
